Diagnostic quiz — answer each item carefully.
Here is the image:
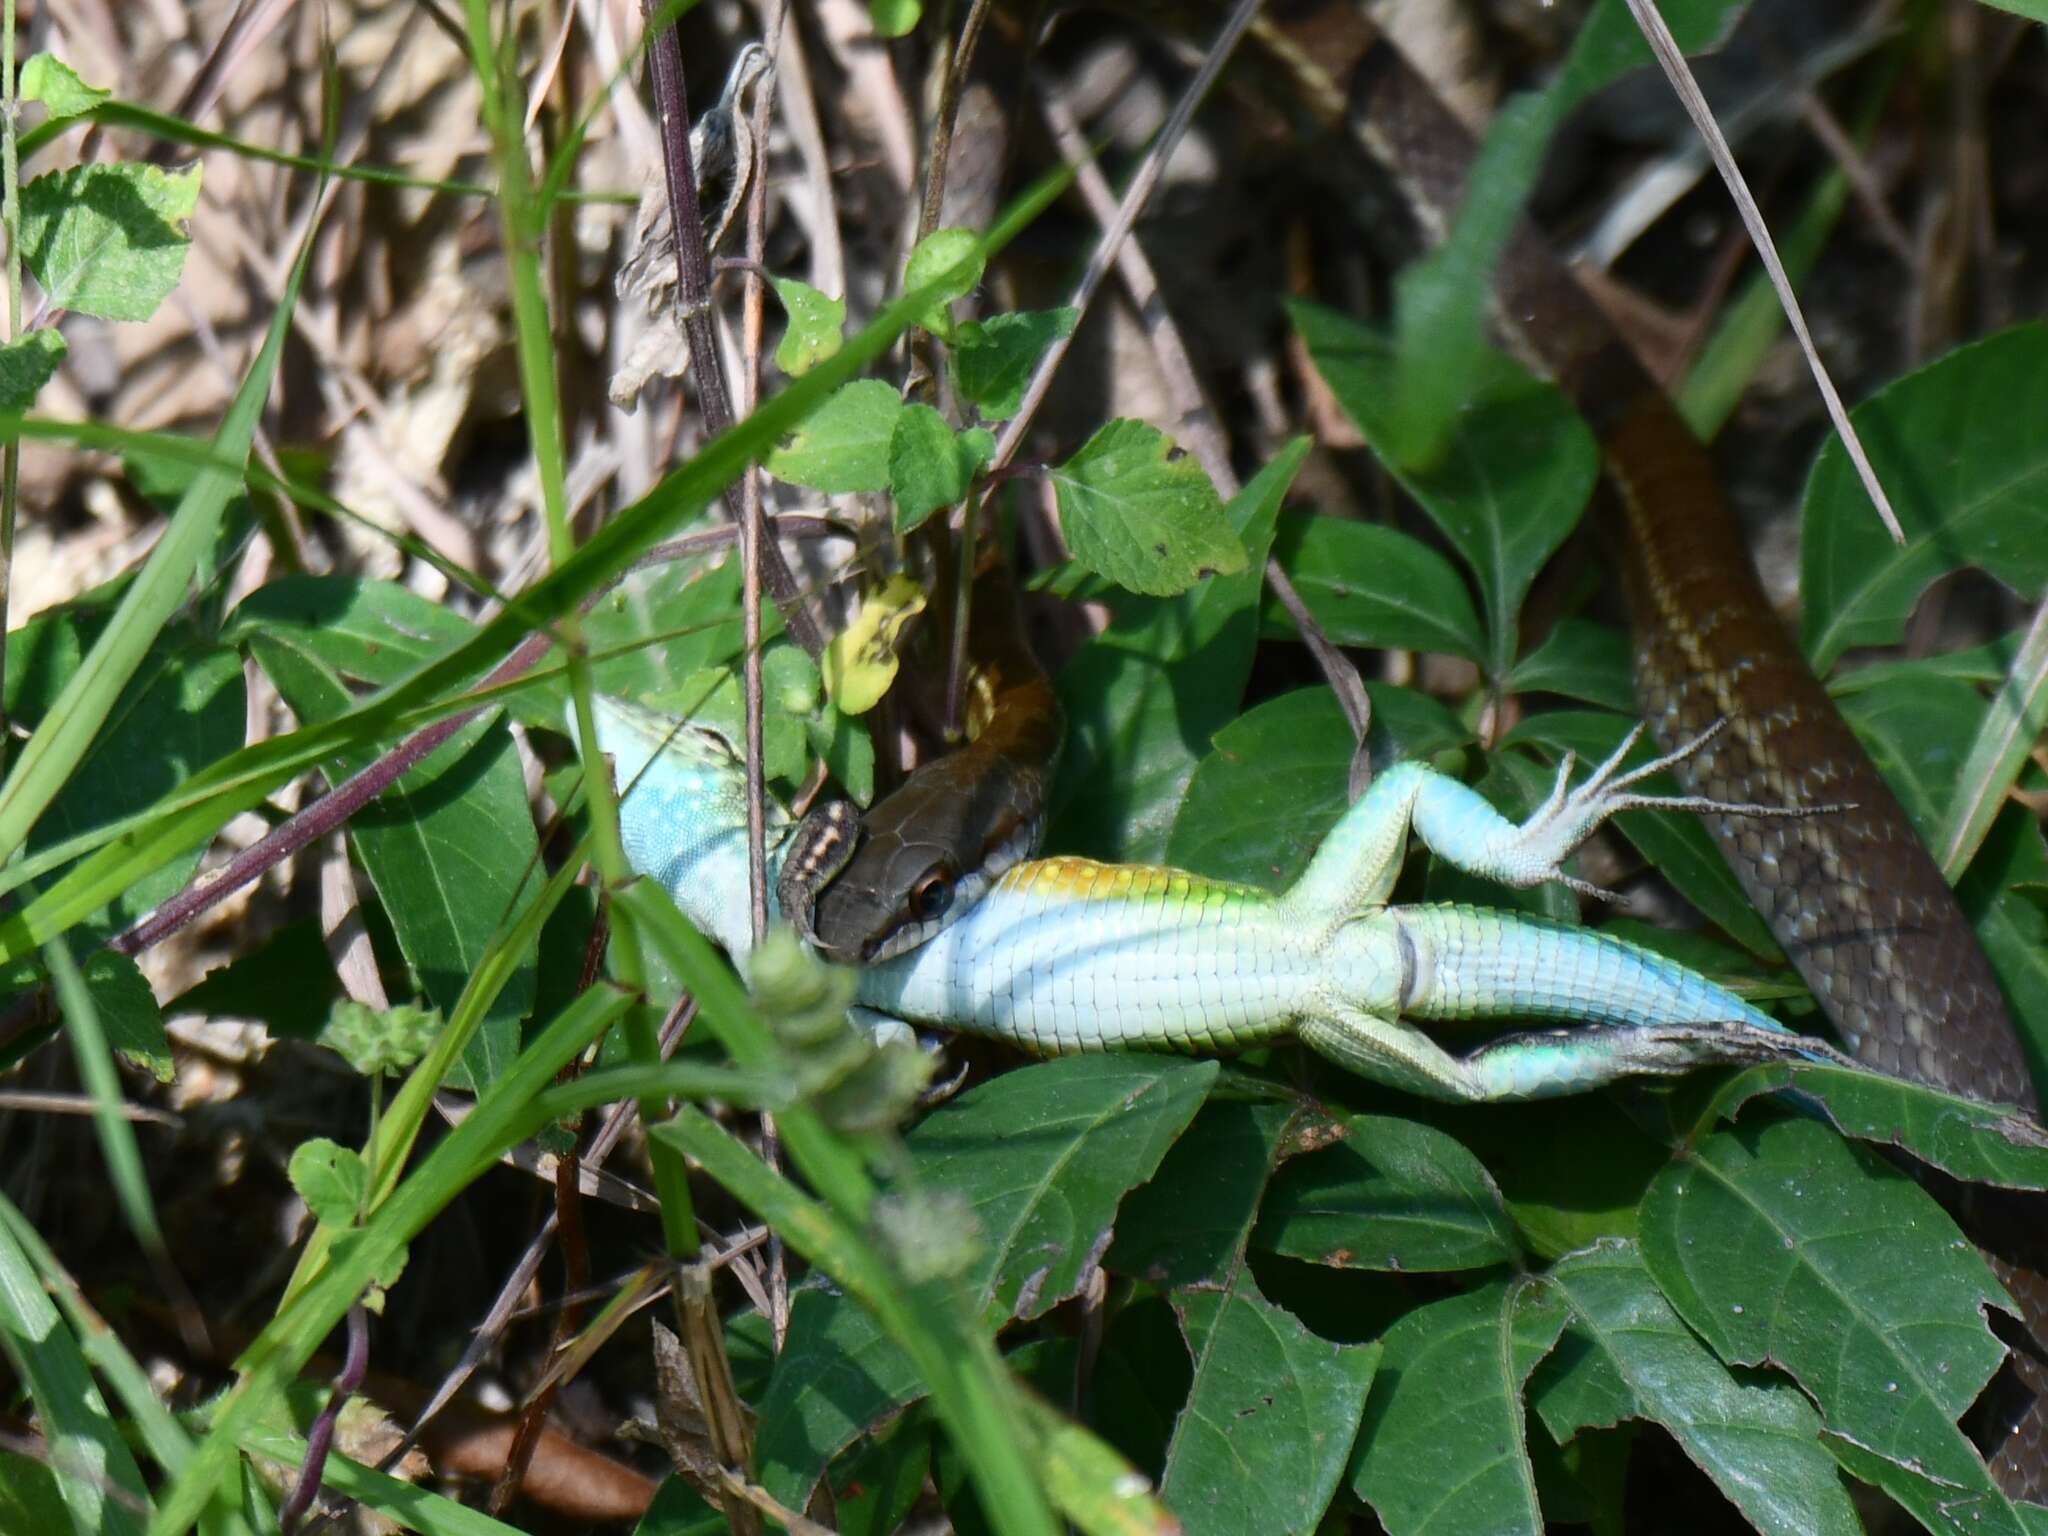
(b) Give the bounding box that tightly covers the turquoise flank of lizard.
[587,695,1827,1103]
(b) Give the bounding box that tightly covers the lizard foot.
[1523,719,1853,900]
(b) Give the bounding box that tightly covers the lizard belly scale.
[856,857,1334,1053]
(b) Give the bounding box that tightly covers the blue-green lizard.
[589,695,1836,1102]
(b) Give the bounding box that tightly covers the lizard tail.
[1388,904,1788,1035]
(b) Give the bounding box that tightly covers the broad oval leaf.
[1110,1095,1331,1290]
[1504,617,1633,711]
[1254,1112,1519,1273]
[889,403,988,534]
[771,276,846,376]
[1351,1277,1566,1536]
[1802,324,2048,672]
[901,227,982,338]
[1289,302,1596,681]
[1834,669,1984,851]
[908,1053,1217,1326]
[1533,1239,1860,1536]
[230,576,541,1089]
[0,330,66,411]
[1697,1062,2048,1192]
[21,162,200,321]
[754,1055,1216,1511]
[1640,1113,2017,1509]
[766,378,904,493]
[951,307,1078,420]
[1050,419,1245,597]
[1164,1273,1380,1536]
[754,1286,931,1514]
[1260,511,1482,662]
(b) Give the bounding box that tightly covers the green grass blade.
[235,1423,528,1536]
[0,1190,151,1536]
[44,939,169,1264]
[23,100,495,198]
[0,1195,262,1533]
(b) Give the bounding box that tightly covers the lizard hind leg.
[1300,1005,1829,1104]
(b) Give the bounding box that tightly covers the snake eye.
[909,866,955,922]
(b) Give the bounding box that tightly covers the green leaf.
[583,548,748,704]
[287,1137,368,1227]
[755,1286,931,1513]
[1165,685,1470,890]
[82,950,170,1082]
[888,403,989,533]
[951,307,1077,420]
[1455,1096,1666,1261]
[867,0,922,36]
[1109,1095,1331,1289]
[1254,1112,1519,1273]
[901,228,983,338]
[1533,1239,1861,1536]
[1291,303,1596,682]
[1049,440,1303,863]
[766,378,904,493]
[771,277,846,375]
[0,329,65,410]
[1050,419,1244,596]
[1504,618,1633,711]
[0,1453,71,1536]
[1639,1113,2018,1514]
[0,1212,150,1536]
[1699,1060,2048,1192]
[633,1475,728,1534]
[1803,324,2048,672]
[21,162,200,322]
[1163,1272,1380,1535]
[1260,510,1482,661]
[827,1415,931,1536]
[1386,93,1560,465]
[641,656,815,789]
[917,1054,1217,1326]
[1351,1277,1566,1536]
[20,54,110,120]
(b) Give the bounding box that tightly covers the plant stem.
[0,0,21,736]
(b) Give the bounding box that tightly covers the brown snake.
[1226,1,2048,1496]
